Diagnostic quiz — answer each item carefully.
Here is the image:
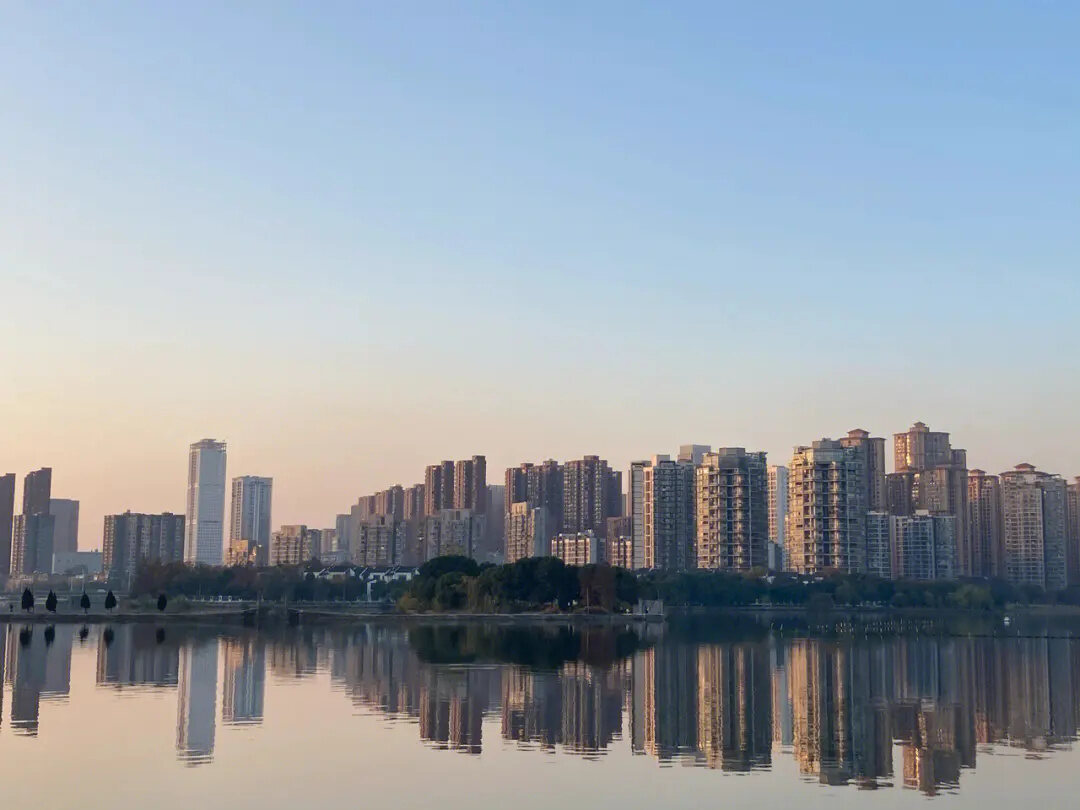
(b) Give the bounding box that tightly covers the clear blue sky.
[2,2,1078,543]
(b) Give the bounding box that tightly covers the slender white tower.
[185,439,227,565]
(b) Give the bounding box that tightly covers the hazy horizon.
[3,3,1079,549]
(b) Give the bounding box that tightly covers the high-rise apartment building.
[767,465,789,568]
[353,515,406,567]
[453,456,487,512]
[12,467,55,575]
[185,439,227,565]
[0,473,15,577]
[551,531,600,566]
[563,456,621,535]
[11,513,56,575]
[228,476,273,566]
[890,512,956,580]
[1068,478,1080,586]
[1000,464,1068,590]
[839,429,887,511]
[22,467,52,517]
[605,516,633,568]
[632,456,695,571]
[49,498,79,555]
[866,511,891,579]
[269,525,314,567]
[786,439,866,574]
[968,470,1003,578]
[678,445,712,465]
[505,502,550,563]
[424,461,456,515]
[423,509,484,561]
[103,511,185,577]
[505,460,564,536]
[695,448,768,571]
[887,423,970,575]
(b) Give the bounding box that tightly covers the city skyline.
[3,419,1079,556]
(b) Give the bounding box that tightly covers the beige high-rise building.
[890,512,956,581]
[887,423,970,576]
[269,525,314,567]
[786,440,865,574]
[353,515,405,567]
[505,502,549,563]
[968,470,1003,578]
[423,508,485,561]
[551,531,599,566]
[1000,464,1068,590]
[695,448,768,571]
[839,429,887,511]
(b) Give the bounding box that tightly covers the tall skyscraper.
[505,460,564,533]
[453,456,487,512]
[968,470,1003,578]
[767,465,789,568]
[0,473,15,577]
[786,439,866,574]
[563,456,621,535]
[695,448,768,571]
[12,468,55,575]
[1000,463,1068,591]
[185,439,227,566]
[839,429,887,511]
[21,467,52,517]
[632,456,696,571]
[1068,478,1080,586]
[887,423,970,575]
[11,513,56,575]
[48,499,79,555]
[228,476,273,566]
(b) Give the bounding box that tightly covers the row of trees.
[401,557,1080,614]
[131,561,364,602]
[17,589,163,614]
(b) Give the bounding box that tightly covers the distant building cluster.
[5,420,1080,590]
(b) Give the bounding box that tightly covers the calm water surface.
[1,618,1078,809]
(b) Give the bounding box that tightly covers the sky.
[1,2,1079,549]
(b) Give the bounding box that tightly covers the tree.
[80,592,91,614]
[45,590,58,613]
[104,590,117,612]
[157,593,168,612]
[21,588,34,612]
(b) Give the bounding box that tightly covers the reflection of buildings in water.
[177,638,218,765]
[418,668,494,754]
[502,668,562,749]
[268,629,321,680]
[696,643,771,771]
[632,644,699,762]
[5,624,72,735]
[95,625,180,688]
[559,662,622,755]
[771,643,793,751]
[328,626,422,717]
[787,640,893,787]
[222,637,265,725]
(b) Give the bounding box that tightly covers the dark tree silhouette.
[155,627,166,644]
[157,593,168,612]
[44,625,55,645]
[103,627,114,646]
[45,590,58,613]
[80,592,91,614]
[21,588,34,612]
[19,627,32,646]
[104,590,117,612]
[78,625,89,642]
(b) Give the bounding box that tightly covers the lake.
[0,616,1077,808]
